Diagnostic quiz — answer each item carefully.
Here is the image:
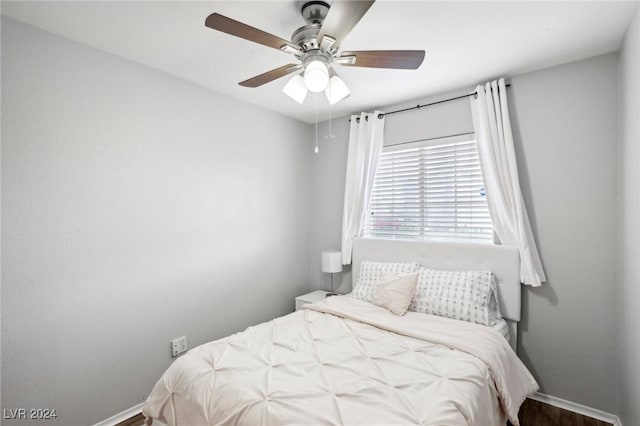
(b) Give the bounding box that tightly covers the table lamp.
[321,250,342,297]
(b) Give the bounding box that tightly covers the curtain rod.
[351,83,512,122]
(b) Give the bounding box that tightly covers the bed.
[143,238,538,426]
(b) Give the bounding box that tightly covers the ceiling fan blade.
[205,13,298,52]
[239,64,303,88]
[339,50,426,69]
[317,0,375,48]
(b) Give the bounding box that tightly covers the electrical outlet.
[171,336,188,357]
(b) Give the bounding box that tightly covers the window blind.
[363,135,493,244]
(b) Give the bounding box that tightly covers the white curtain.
[341,111,386,264]
[470,78,546,286]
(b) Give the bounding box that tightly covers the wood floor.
[115,413,146,426]
[118,398,613,426]
[517,398,613,426]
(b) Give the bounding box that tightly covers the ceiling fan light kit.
[281,62,349,105]
[205,0,425,106]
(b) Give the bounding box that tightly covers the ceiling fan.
[205,0,425,105]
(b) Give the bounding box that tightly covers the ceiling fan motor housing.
[291,24,322,52]
[293,1,332,53]
[293,1,337,64]
[301,1,330,24]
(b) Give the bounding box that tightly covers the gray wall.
[509,54,618,412]
[310,53,621,413]
[310,121,352,295]
[617,6,640,426]
[1,18,312,425]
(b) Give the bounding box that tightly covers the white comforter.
[143,296,537,426]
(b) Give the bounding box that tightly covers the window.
[363,134,493,244]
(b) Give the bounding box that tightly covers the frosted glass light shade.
[325,74,350,105]
[304,60,329,93]
[282,74,308,104]
[321,250,343,273]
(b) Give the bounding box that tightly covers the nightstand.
[295,290,331,311]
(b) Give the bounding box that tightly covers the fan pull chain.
[325,80,336,139]
[326,101,336,139]
[314,94,319,154]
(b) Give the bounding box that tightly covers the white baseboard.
[95,392,622,426]
[529,392,622,426]
[93,402,144,426]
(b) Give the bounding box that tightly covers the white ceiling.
[2,1,637,123]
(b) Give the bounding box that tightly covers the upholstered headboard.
[351,238,522,349]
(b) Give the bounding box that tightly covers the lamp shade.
[325,73,350,105]
[304,60,329,93]
[321,250,343,273]
[283,74,308,104]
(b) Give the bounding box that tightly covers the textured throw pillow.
[410,268,500,326]
[351,261,419,302]
[372,272,419,316]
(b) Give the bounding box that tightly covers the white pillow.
[492,318,510,342]
[350,261,419,302]
[487,274,503,326]
[410,268,502,326]
[372,272,419,316]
